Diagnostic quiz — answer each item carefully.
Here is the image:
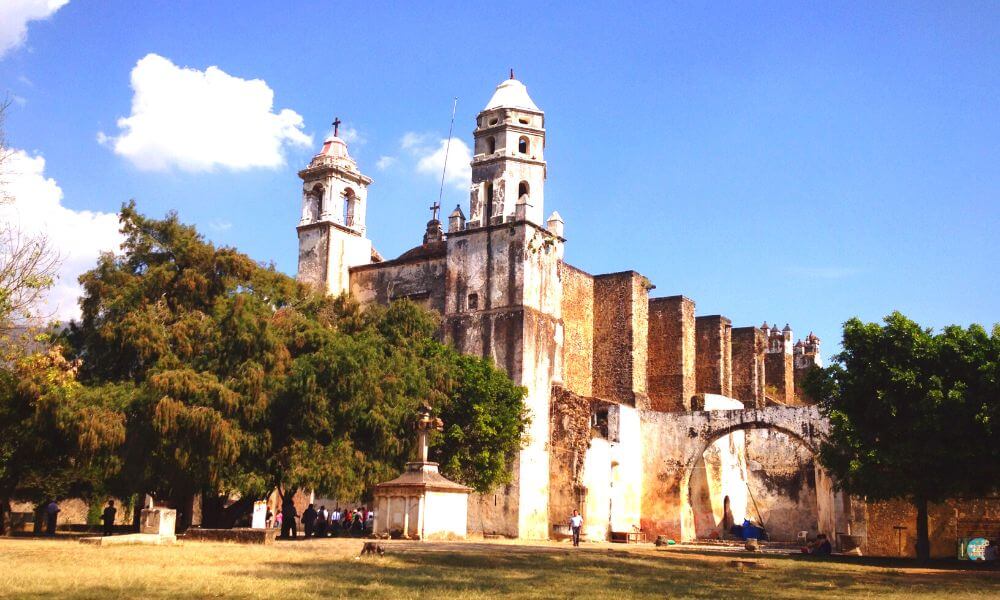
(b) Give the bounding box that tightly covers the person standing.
[280,498,297,539]
[569,509,583,547]
[44,500,60,536]
[316,506,328,538]
[331,507,341,536]
[302,503,317,538]
[101,500,117,536]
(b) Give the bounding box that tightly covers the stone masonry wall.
[593,272,650,407]
[794,364,818,404]
[695,316,732,397]
[731,326,766,408]
[560,263,594,397]
[862,496,1000,558]
[647,296,696,412]
[765,352,795,405]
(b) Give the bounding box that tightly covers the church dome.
[484,78,539,111]
[318,128,350,160]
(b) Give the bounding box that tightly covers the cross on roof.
[332,117,341,137]
[429,200,440,222]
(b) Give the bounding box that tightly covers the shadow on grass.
[241,545,1000,599]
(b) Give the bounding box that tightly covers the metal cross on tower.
[332,117,341,137]
[429,200,440,222]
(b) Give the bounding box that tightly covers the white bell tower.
[296,118,373,295]
[469,74,547,227]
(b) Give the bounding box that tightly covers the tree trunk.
[914,496,930,560]
[0,497,11,536]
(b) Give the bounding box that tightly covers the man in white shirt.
[569,510,583,547]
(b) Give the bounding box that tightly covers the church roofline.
[650,294,695,303]
[448,218,565,242]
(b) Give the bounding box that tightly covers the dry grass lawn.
[1,536,997,599]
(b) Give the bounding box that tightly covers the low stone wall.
[183,528,277,544]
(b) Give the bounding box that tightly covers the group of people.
[275,501,374,539]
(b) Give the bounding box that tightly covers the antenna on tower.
[433,97,458,222]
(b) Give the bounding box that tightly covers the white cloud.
[100,53,312,172]
[400,132,471,190]
[375,155,397,170]
[0,148,123,321]
[0,0,69,59]
[209,219,232,232]
[339,126,363,145]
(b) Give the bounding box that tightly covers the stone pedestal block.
[140,507,176,536]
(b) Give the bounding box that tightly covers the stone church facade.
[293,77,997,552]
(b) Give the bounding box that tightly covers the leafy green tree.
[436,354,529,493]
[804,312,1000,559]
[68,204,528,527]
[0,345,125,534]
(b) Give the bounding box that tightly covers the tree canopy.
[63,203,528,526]
[804,311,1000,559]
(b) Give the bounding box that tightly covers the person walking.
[569,509,583,547]
[302,503,317,538]
[101,500,117,536]
[44,500,60,536]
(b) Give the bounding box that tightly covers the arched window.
[518,181,529,200]
[306,185,324,221]
[485,136,496,155]
[485,182,494,218]
[518,136,529,154]
[343,188,356,227]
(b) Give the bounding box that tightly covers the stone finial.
[547,211,564,237]
[448,205,466,232]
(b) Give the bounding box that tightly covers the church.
[291,75,947,552]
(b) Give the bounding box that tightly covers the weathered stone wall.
[560,263,594,397]
[794,364,819,404]
[647,296,696,412]
[861,495,1000,558]
[350,249,448,316]
[593,271,650,407]
[639,405,829,541]
[297,225,329,290]
[731,326,766,408]
[548,386,602,537]
[765,352,795,405]
[443,220,562,540]
[695,316,733,397]
[298,222,372,296]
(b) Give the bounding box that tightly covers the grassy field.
[1,536,997,599]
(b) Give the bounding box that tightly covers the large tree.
[0,345,126,534]
[68,204,528,527]
[804,312,1000,559]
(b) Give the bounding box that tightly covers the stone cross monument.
[372,405,471,540]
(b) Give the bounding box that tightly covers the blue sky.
[1,1,998,355]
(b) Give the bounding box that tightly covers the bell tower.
[296,119,373,295]
[469,74,546,227]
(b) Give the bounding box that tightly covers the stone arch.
[303,184,324,221]
[343,187,357,227]
[672,408,834,542]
